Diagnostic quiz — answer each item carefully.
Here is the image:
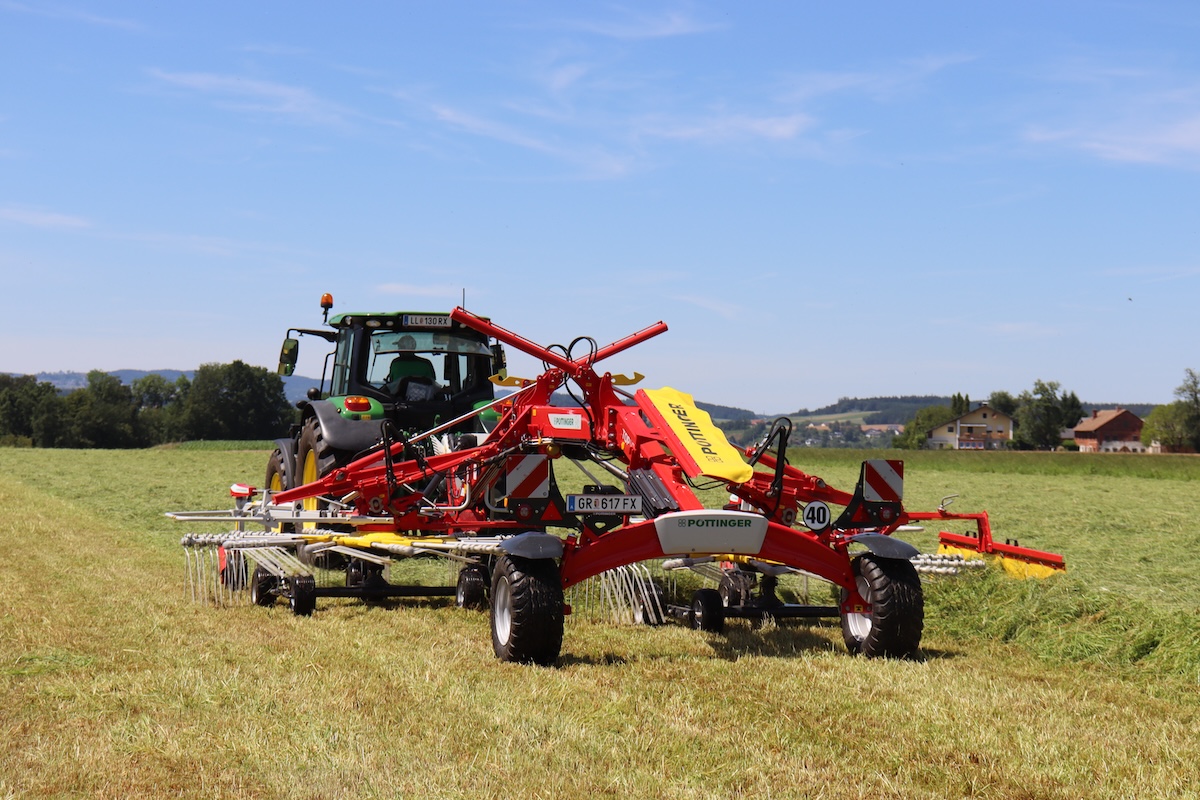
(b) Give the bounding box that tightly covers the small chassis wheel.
[249,565,278,607]
[456,564,489,610]
[633,581,667,626]
[289,575,317,617]
[840,554,924,659]
[490,555,564,666]
[689,588,725,633]
[718,570,756,607]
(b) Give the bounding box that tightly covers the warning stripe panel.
[862,459,903,503]
[507,455,550,499]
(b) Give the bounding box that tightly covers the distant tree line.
[0,361,292,448]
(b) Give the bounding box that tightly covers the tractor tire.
[250,565,278,607]
[456,565,489,610]
[290,575,317,617]
[840,554,924,659]
[296,418,325,519]
[489,555,564,666]
[689,588,725,633]
[264,449,293,533]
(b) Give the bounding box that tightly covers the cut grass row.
[1,447,1198,798]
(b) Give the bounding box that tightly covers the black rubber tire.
[250,565,278,607]
[633,581,666,626]
[290,575,317,617]
[264,449,294,533]
[689,588,725,633]
[490,556,564,666]
[840,554,924,659]
[456,565,489,610]
[718,571,756,607]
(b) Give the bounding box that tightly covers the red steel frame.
[272,308,1064,610]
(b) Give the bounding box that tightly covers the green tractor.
[269,293,507,512]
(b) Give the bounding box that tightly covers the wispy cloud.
[149,69,351,128]
[782,54,976,103]
[557,10,722,40]
[0,0,144,31]
[0,205,91,229]
[1022,57,1200,168]
[647,112,814,143]
[673,294,742,320]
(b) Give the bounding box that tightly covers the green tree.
[988,390,1019,417]
[1141,402,1191,450]
[1014,379,1078,450]
[132,373,186,444]
[59,371,140,448]
[1173,368,1200,450]
[0,374,63,446]
[895,405,957,449]
[181,361,291,441]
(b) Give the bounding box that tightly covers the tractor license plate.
[402,314,452,328]
[566,495,641,514]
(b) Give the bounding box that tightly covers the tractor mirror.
[491,343,507,378]
[278,338,299,376]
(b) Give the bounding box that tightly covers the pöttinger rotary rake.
[172,307,1064,665]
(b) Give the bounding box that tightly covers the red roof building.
[1073,408,1145,453]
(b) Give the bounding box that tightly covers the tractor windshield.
[367,330,493,399]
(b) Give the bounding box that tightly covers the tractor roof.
[326,311,490,332]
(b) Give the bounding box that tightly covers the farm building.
[925,402,1014,450]
[1073,408,1146,453]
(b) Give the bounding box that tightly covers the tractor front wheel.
[840,554,924,659]
[489,556,563,665]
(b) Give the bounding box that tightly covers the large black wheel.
[250,565,278,607]
[295,419,326,526]
[840,554,924,659]
[689,588,725,633]
[490,556,564,666]
[456,564,489,610]
[290,575,317,617]
[264,449,293,533]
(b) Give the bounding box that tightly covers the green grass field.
[1,447,1198,798]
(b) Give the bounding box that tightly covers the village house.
[1073,408,1146,453]
[925,402,1014,450]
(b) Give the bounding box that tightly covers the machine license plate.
[402,314,452,328]
[566,495,641,514]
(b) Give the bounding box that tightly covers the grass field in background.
[1,446,1198,798]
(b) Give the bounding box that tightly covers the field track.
[1,447,1198,799]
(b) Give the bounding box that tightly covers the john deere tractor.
[268,294,507,510]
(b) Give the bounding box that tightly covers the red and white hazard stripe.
[506,455,550,499]
[862,460,904,503]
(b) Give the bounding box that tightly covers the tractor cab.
[270,295,506,494]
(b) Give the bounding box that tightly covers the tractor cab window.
[367,330,493,401]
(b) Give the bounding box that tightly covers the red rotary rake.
[173,308,1064,665]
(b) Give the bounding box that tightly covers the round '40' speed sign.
[801,501,831,531]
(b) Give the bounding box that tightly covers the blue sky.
[2,2,1198,413]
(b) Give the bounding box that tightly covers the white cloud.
[149,69,351,128]
[0,206,91,229]
[647,112,814,143]
[557,10,722,40]
[0,0,144,31]
[673,294,742,320]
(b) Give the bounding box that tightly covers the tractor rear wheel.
[840,554,924,659]
[296,419,325,524]
[689,588,725,633]
[490,556,563,665]
[456,564,489,610]
[264,449,293,533]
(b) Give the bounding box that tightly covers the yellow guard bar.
[639,387,753,485]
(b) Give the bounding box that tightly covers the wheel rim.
[846,575,873,640]
[493,576,512,644]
